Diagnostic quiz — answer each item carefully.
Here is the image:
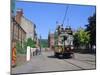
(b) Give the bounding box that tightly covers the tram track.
[62,58,95,70]
[63,59,85,70]
[73,58,95,65]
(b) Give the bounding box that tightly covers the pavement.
[11,50,96,74]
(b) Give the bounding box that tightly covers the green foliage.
[16,42,26,54]
[74,28,90,46]
[73,32,80,47]
[40,39,48,48]
[74,13,96,48]
[16,38,36,54]
[27,38,36,48]
[23,40,27,50]
[78,28,90,45]
[85,13,96,45]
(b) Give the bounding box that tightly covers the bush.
[16,38,36,54]
[16,42,26,54]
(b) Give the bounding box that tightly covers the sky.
[15,1,96,39]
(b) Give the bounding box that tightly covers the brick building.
[15,9,37,41]
[11,16,26,49]
[48,33,55,49]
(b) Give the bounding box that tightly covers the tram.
[54,25,74,58]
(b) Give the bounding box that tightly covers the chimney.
[15,9,23,24]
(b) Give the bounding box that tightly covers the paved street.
[12,50,96,74]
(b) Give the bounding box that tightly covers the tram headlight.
[71,46,74,49]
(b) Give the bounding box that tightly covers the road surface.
[12,50,96,74]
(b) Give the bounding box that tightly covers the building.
[11,16,26,49]
[15,9,37,41]
[48,33,55,49]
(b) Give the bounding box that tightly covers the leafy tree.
[79,29,90,46]
[27,38,36,48]
[85,13,96,45]
[73,32,80,47]
[74,28,90,48]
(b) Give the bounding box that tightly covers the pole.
[40,35,41,54]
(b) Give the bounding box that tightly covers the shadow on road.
[47,55,72,59]
[47,56,57,58]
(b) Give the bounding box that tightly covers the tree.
[85,13,96,45]
[27,38,36,48]
[73,31,80,47]
[73,28,90,49]
[79,29,90,46]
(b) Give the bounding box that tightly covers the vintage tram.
[54,25,74,58]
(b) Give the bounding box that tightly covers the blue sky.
[15,1,95,39]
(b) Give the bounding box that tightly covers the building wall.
[11,17,26,48]
[48,33,55,49]
[15,9,37,41]
[21,16,35,40]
